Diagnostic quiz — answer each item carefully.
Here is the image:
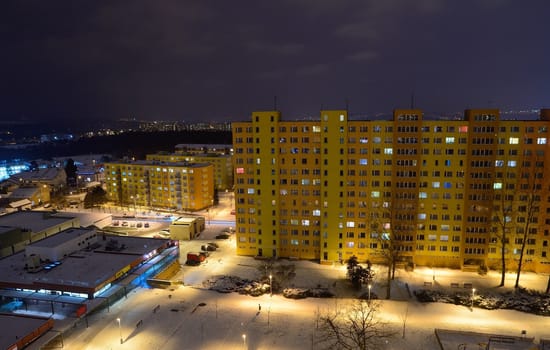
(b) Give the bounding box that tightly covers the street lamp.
[116,317,123,344]
[471,288,476,310]
[242,334,246,348]
[368,284,372,302]
[269,274,273,297]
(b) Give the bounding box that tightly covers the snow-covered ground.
[57,284,548,350]
[50,258,550,350]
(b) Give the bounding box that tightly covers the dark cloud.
[0,0,549,123]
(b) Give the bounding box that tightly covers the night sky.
[1,1,549,123]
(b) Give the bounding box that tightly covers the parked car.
[112,221,120,226]
[187,252,205,262]
[122,221,128,227]
[185,259,201,266]
[215,233,230,240]
[136,222,143,228]
[201,244,216,252]
[144,222,150,228]
[207,242,219,248]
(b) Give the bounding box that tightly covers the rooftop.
[0,211,77,233]
[0,233,171,291]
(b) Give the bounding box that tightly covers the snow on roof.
[8,198,31,208]
[0,233,172,293]
[0,211,77,232]
[9,187,39,199]
[0,314,52,350]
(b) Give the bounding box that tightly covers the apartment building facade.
[104,160,214,211]
[232,109,550,273]
[146,152,233,191]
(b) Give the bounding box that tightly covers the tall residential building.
[232,109,550,273]
[104,160,214,211]
[146,151,233,191]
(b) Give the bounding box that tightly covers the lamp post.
[269,274,273,297]
[471,288,476,310]
[242,334,246,348]
[116,317,122,344]
[368,284,372,302]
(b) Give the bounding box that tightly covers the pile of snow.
[203,275,335,299]
[203,275,269,296]
[282,287,334,299]
[414,287,550,316]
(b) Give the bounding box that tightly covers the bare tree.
[514,173,540,288]
[491,174,515,287]
[257,260,296,291]
[370,201,407,299]
[316,300,396,350]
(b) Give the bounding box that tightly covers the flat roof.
[0,234,172,293]
[12,168,61,182]
[0,226,17,235]
[31,227,93,248]
[0,314,52,350]
[110,160,211,168]
[52,211,111,229]
[10,187,39,198]
[0,211,77,233]
[173,217,199,224]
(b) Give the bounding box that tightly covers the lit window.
[384,148,393,155]
[432,182,440,188]
[371,191,380,198]
[418,213,426,220]
[493,182,502,189]
[507,160,516,167]
[247,188,255,194]
[509,137,519,144]
[445,137,455,144]
[537,138,547,144]
[346,241,354,248]
[346,221,355,228]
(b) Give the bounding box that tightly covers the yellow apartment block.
[104,160,214,211]
[232,109,550,273]
[146,152,233,190]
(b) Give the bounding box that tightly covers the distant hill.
[0,130,232,161]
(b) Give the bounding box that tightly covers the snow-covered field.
[54,259,550,350]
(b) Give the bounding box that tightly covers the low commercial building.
[0,211,79,257]
[0,227,178,299]
[169,216,206,240]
